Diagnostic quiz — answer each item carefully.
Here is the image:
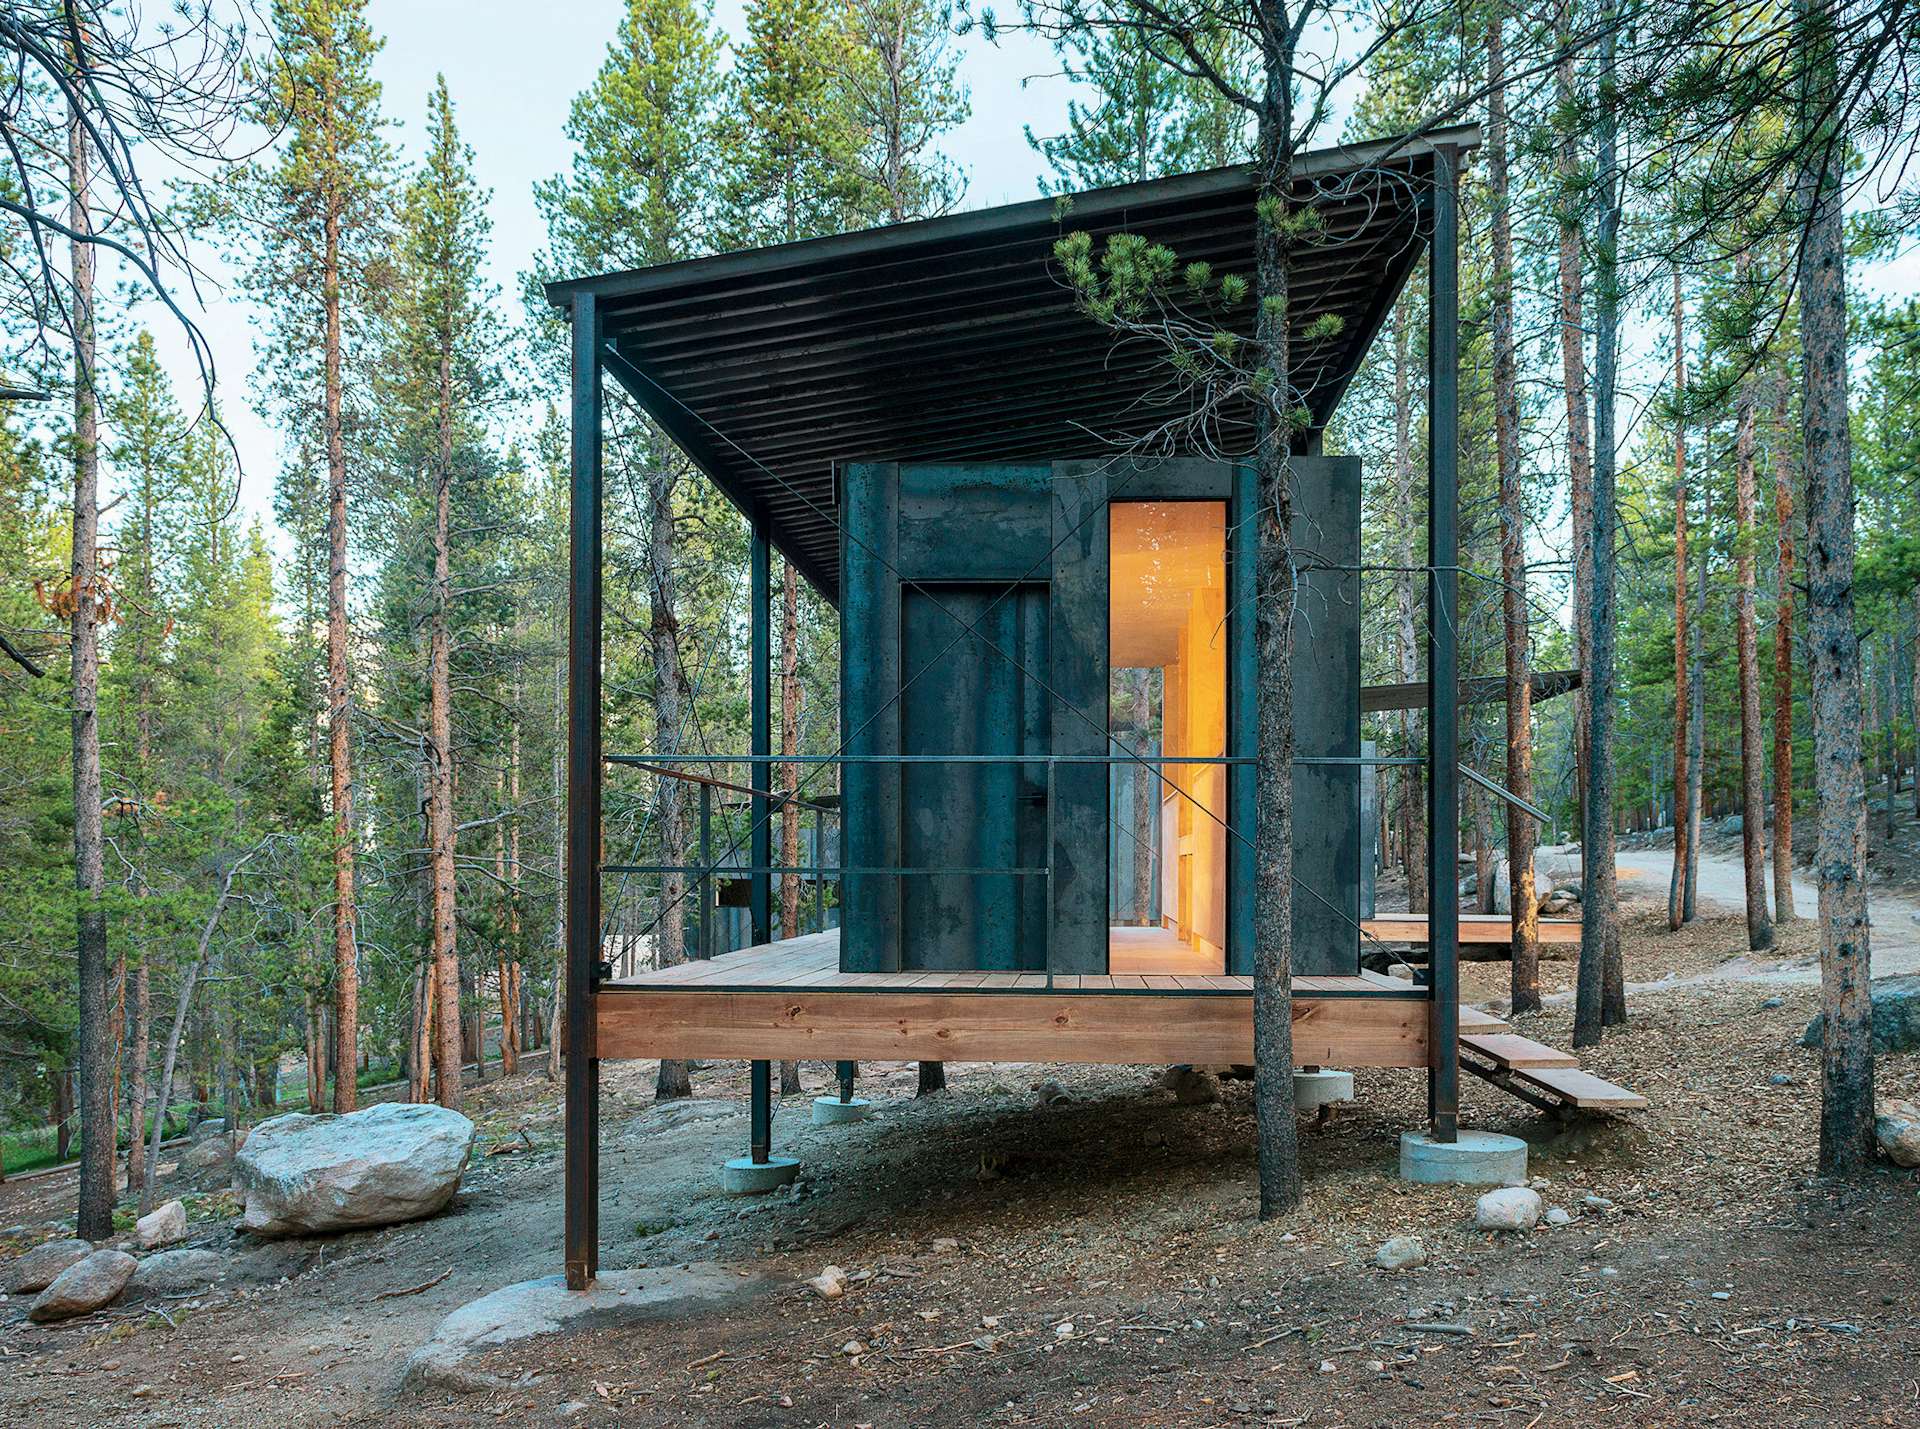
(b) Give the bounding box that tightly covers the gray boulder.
[1161,1066,1223,1105]
[28,1249,136,1322]
[129,1247,226,1296]
[1800,975,1920,1054]
[1374,1235,1427,1271]
[3,1238,92,1294]
[1877,1100,1920,1169]
[184,1134,238,1173]
[234,1102,477,1238]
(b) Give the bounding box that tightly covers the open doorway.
[1108,501,1228,975]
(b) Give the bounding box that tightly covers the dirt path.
[1615,846,1920,980]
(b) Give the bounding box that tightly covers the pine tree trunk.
[1911,588,1920,822]
[67,101,114,1240]
[1685,476,1708,920]
[1669,269,1692,930]
[1771,372,1798,919]
[1250,22,1302,1217]
[126,961,150,1190]
[428,340,464,1110]
[1390,307,1427,914]
[648,438,693,1100]
[1795,13,1874,1172]
[917,1061,946,1096]
[780,1060,802,1096]
[1490,26,1540,1004]
[324,135,359,1114]
[780,564,803,937]
[1732,298,1775,953]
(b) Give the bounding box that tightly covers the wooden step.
[1460,1032,1578,1070]
[1457,1006,1511,1034]
[1509,1064,1648,1111]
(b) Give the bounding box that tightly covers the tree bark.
[917,1060,946,1095]
[1732,290,1775,953]
[126,962,150,1191]
[324,105,359,1114]
[1795,4,1874,1173]
[1669,269,1692,930]
[1250,11,1302,1217]
[1573,11,1623,1043]
[780,1059,803,1096]
[67,99,114,1240]
[1490,12,1539,1007]
[1770,370,1798,919]
[428,336,464,1109]
[1390,305,1427,914]
[1685,474,1708,920]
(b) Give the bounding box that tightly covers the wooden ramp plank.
[1457,1006,1511,1033]
[1460,1033,1578,1070]
[1510,1065,1648,1110]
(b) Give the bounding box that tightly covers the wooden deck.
[596,928,1442,1068]
[1362,913,1582,946]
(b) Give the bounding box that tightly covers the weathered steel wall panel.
[840,462,901,971]
[1288,455,1363,976]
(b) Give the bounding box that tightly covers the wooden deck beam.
[594,984,1430,1067]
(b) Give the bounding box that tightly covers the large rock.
[129,1247,226,1296]
[1374,1235,1427,1271]
[28,1249,136,1322]
[184,1134,239,1173]
[1474,1186,1543,1232]
[3,1238,92,1294]
[136,1199,188,1250]
[234,1102,477,1238]
[1800,975,1920,1055]
[1878,1100,1920,1169]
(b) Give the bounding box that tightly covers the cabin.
[544,125,1638,1291]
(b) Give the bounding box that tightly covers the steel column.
[749,1059,772,1164]
[750,524,772,945]
[698,781,712,959]
[1426,146,1461,1143]
[564,292,604,1288]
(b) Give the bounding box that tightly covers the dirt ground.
[4,866,1918,1426]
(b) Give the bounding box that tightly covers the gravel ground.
[3,888,1917,1427]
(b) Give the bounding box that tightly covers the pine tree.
[232,0,394,1112]
[384,76,499,1109]
[537,0,729,1100]
[842,0,970,222]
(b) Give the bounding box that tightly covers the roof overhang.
[547,124,1481,603]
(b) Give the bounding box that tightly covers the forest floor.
[3,850,1919,1427]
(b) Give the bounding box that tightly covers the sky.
[130,0,1077,538]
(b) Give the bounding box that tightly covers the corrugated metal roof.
[546,126,1480,601]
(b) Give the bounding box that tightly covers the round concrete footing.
[721,1155,800,1194]
[1398,1130,1528,1186]
[1294,1070,1354,1113]
[811,1095,873,1126]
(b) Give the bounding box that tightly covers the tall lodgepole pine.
[68,94,114,1242]
[1770,369,1797,920]
[1669,269,1691,930]
[1731,257,1774,953]
[1794,0,1872,1174]
[1488,9,1539,1012]
[780,562,802,938]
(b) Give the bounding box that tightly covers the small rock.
[28,1249,137,1322]
[1317,1359,1336,1373]
[1711,1291,1731,1300]
[2,1239,92,1294]
[1769,1073,1794,1087]
[1054,1321,1075,1338]
[183,1136,236,1174]
[559,1401,589,1416]
[1374,1235,1427,1271]
[1035,1079,1071,1107]
[930,1237,960,1253]
[808,1265,848,1299]
[840,1339,864,1356]
[130,1385,152,1399]
[136,1199,188,1250]
[1544,1207,1572,1227]
[1364,1359,1386,1373]
[1582,1194,1614,1212]
[1876,1099,1920,1168]
[1760,996,1784,1009]
[1475,1187,1543,1232]
[1160,1066,1223,1105]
